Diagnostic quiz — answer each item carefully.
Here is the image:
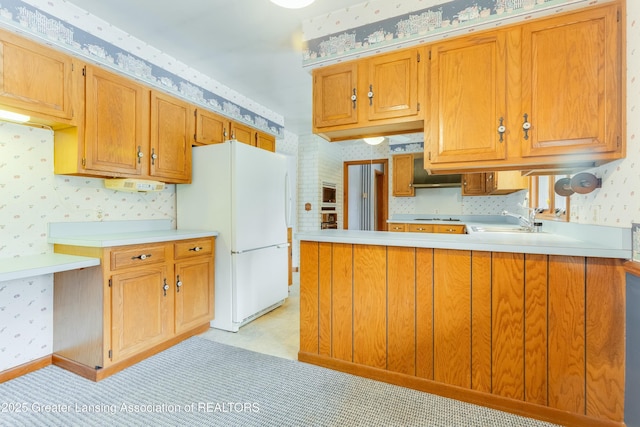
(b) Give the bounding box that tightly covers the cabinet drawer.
[434,224,466,234]
[174,238,214,259]
[110,244,167,270]
[407,224,434,233]
[388,223,407,232]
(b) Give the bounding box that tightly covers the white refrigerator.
[177,141,290,332]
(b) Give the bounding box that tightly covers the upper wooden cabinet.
[150,91,193,183]
[312,47,424,141]
[83,65,150,177]
[424,2,623,174]
[392,153,415,197]
[0,28,79,125]
[520,4,621,158]
[231,121,255,146]
[313,62,359,129]
[461,171,528,196]
[256,131,276,152]
[194,108,229,145]
[428,32,508,164]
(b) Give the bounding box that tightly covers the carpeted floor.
[0,337,560,427]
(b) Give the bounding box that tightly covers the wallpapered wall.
[0,122,176,371]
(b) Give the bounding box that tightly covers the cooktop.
[414,218,461,222]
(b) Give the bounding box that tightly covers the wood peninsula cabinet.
[52,237,215,381]
[0,28,80,126]
[313,48,424,141]
[300,240,626,427]
[424,2,623,174]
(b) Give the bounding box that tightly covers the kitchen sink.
[469,225,539,233]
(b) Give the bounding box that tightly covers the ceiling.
[65,0,369,136]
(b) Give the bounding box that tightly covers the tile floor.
[199,273,300,360]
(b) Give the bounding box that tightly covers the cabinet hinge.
[194,109,198,117]
[108,278,112,287]
[417,52,421,62]
[82,66,86,77]
[428,50,432,60]
[428,152,431,161]
[108,349,112,359]
[617,9,621,23]
[81,157,86,167]
[417,102,421,112]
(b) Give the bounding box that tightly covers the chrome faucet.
[501,209,541,232]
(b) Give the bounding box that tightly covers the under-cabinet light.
[363,136,385,145]
[270,0,315,9]
[0,110,30,123]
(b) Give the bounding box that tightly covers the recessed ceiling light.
[270,0,315,9]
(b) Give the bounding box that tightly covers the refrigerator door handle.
[284,171,292,228]
[232,243,289,255]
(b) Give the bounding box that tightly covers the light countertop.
[0,253,101,282]
[48,220,218,247]
[298,216,631,259]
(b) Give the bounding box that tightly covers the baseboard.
[53,323,210,382]
[298,352,625,427]
[0,355,52,384]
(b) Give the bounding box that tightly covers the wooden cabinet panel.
[353,245,386,369]
[471,251,492,393]
[231,121,255,145]
[428,32,507,164]
[407,223,433,233]
[524,254,548,406]
[83,66,149,176]
[174,238,214,259]
[387,246,416,375]
[548,255,586,414]
[433,224,465,234]
[367,49,421,121]
[388,223,407,232]
[318,243,332,357]
[462,173,488,195]
[313,62,358,128]
[491,252,525,400]
[332,243,353,362]
[194,108,229,145]
[392,153,415,197]
[174,257,214,334]
[110,243,167,270]
[433,249,471,388]
[256,131,276,152]
[299,241,319,354]
[585,258,625,422]
[0,28,75,121]
[521,4,620,157]
[150,91,193,183]
[463,171,528,196]
[110,265,173,362]
[415,248,434,380]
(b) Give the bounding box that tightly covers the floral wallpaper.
[0,122,176,371]
[0,0,283,136]
[302,0,606,66]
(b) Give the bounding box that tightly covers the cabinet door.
[83,66,149,175]
[256,131,276,152]
[110,265,173,362]
[434,224,466,234]
[392,154,415,197]
[194,108,229,145]
[150,91,193,183]
[407,223,434,233]
[462,173,488,196]
[367,49,421,121]
[388,223,407,232]
[313,62,359,128]
[231,121,255,145]
[0,29,75,121]
[175,257,215,334]
[428,32,507,164]
[521,4,621,157]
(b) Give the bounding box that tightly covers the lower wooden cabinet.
[389,223,466,234]
[52,237,214,381]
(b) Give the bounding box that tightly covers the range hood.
[412,156,462,188]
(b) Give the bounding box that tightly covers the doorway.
[343,159,388,231]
